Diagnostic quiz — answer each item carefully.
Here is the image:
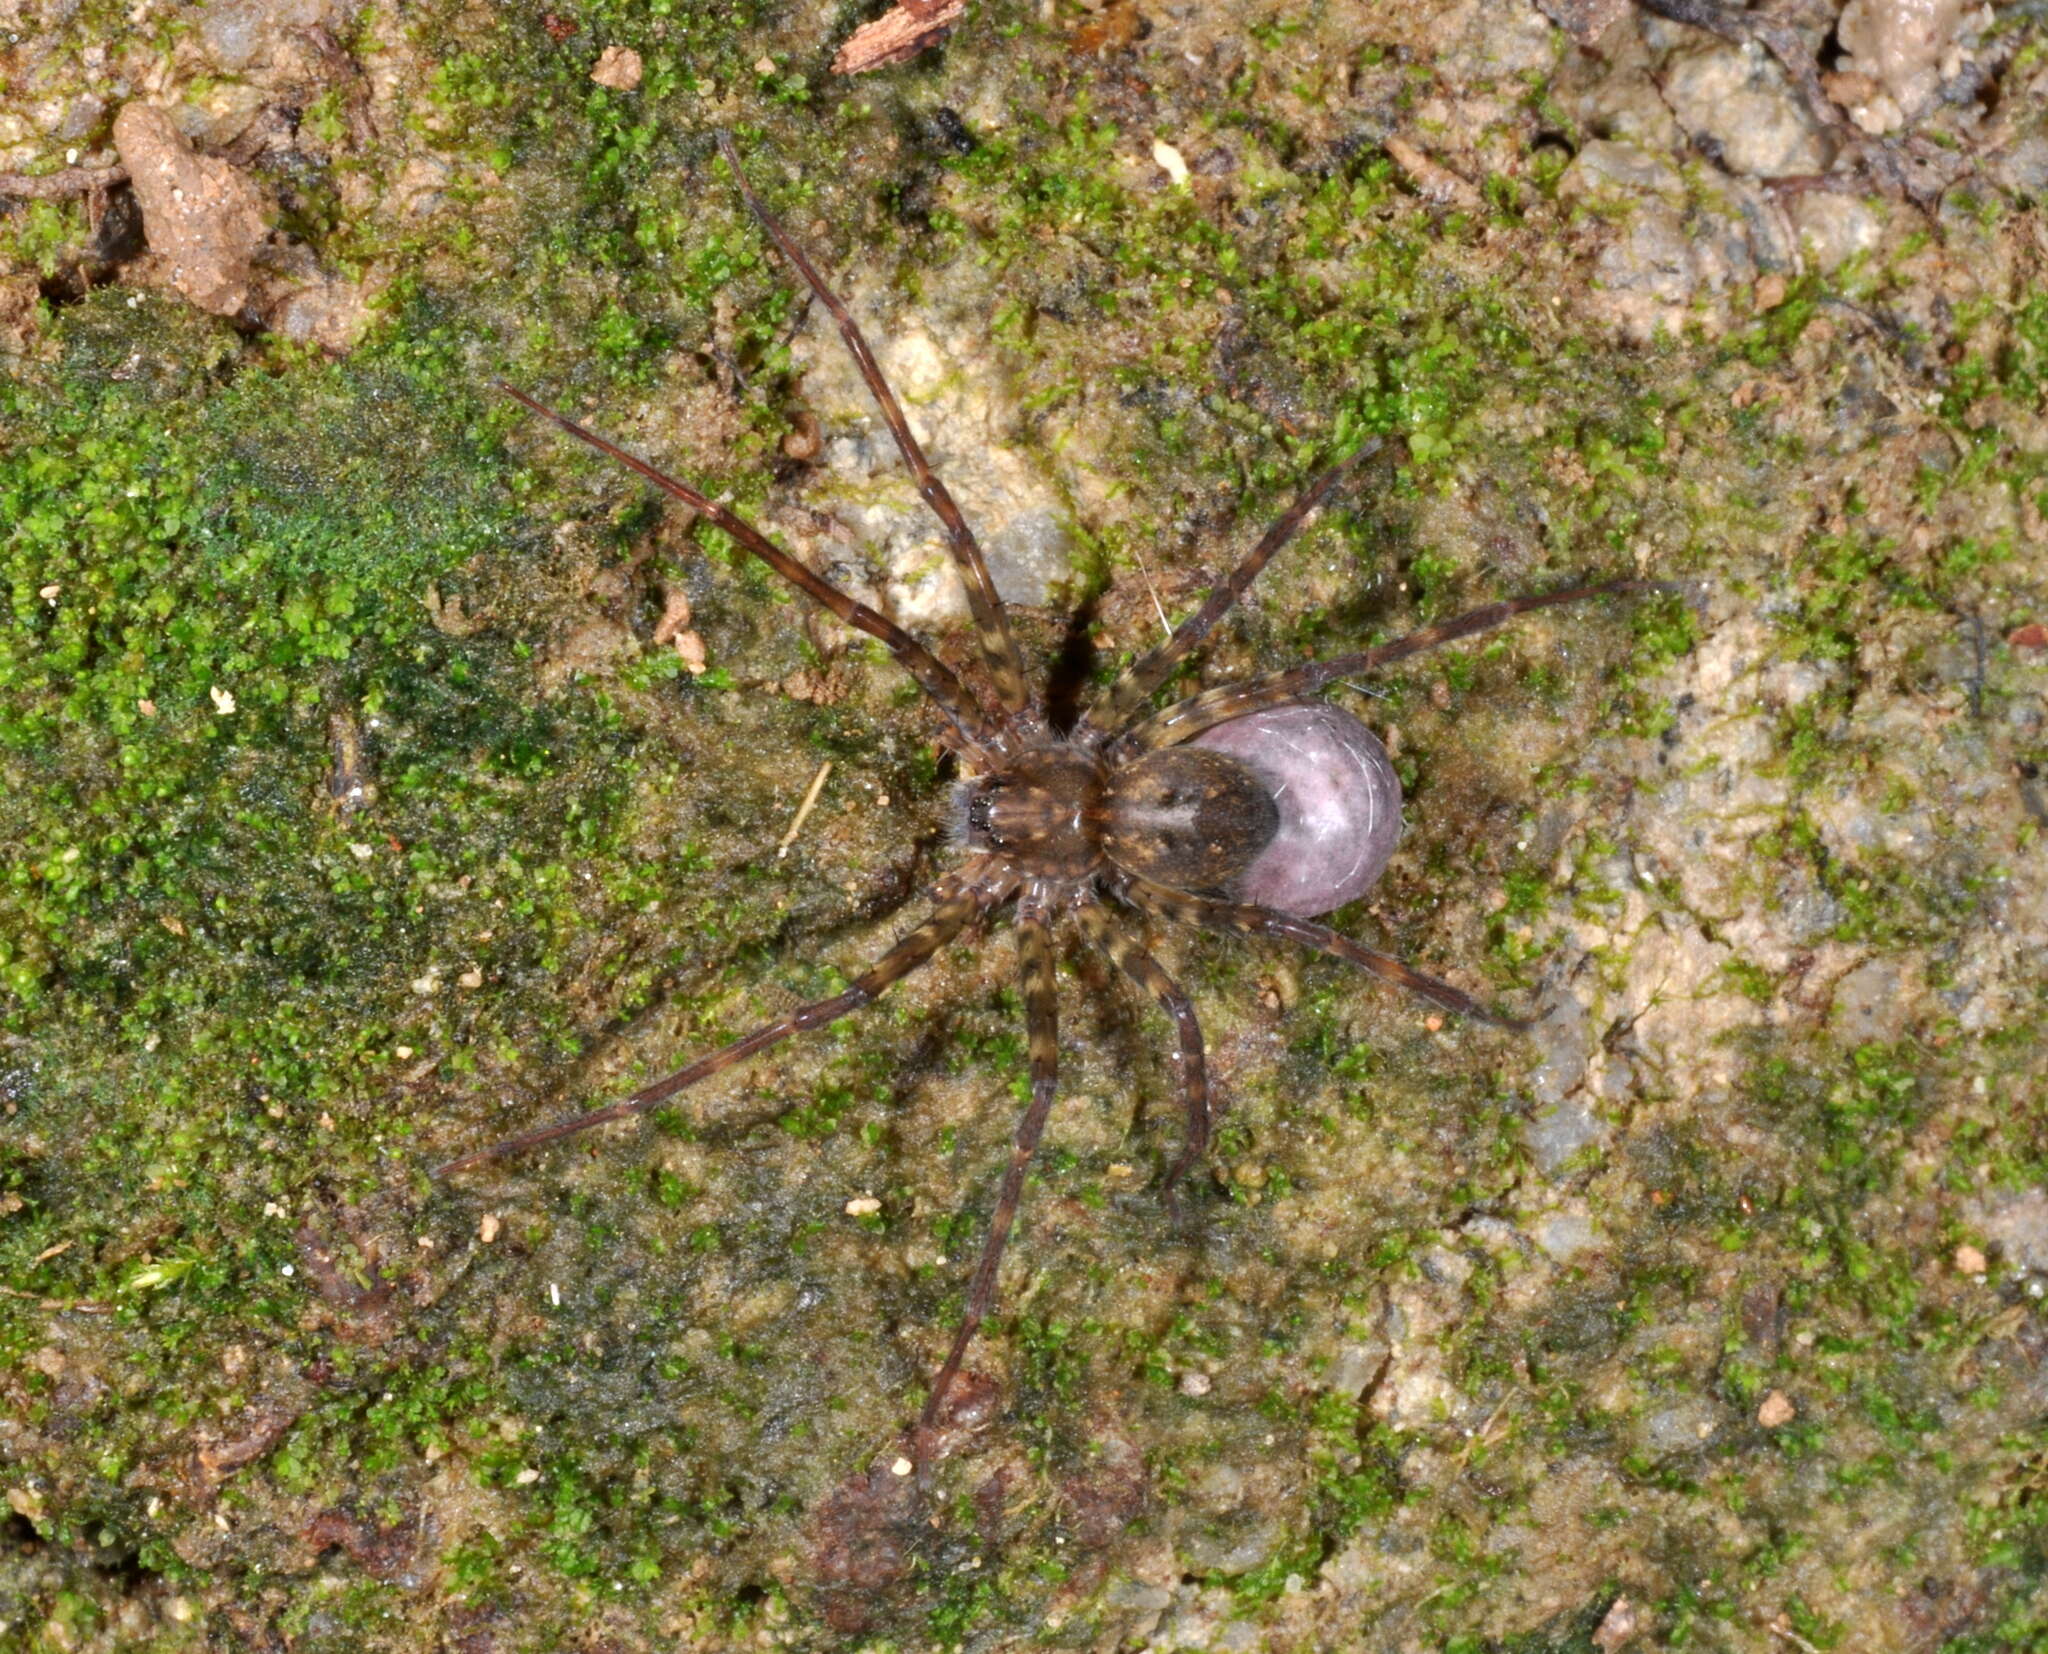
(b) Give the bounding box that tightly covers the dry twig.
[0,164,129,201]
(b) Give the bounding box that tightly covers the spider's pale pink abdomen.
[1191,701,1402,918]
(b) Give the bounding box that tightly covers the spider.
[440,132,1649,1454]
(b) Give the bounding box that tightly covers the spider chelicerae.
[441,133,1646,1448]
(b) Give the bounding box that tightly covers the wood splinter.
[831,0,966,74]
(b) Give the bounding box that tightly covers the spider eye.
[966,786,999,841]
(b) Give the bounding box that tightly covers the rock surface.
[111,101,270,316]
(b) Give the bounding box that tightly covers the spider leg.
[1120,876,1527,1029]
[1075,901,1211,1202]
[1079,439,1380,738]
[718,132,1033,723]
[501,384,1001,766]
[436,863,1008,1177]
[917,883,1062,1445]
[1119,575,1663,753]
[1116,576,1664,754]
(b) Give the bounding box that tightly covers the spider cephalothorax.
[959,740,1288,893]
[443,132,1651,1451]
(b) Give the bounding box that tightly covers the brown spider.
[440,133,1648,1451]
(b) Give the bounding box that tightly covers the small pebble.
[1593,1594,1639,1653]
[1757,1390,1796,1428]
[590,44,642,90]
[1179,1371,1213,1398]
[1955,1243,1988,1275]
[1151,138,1190,187]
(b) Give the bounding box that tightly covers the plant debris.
[831,0,967,74]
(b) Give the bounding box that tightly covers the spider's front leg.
[498,384,1002,767]
[719,131,1034,722]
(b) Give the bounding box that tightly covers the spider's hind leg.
[917,884,1064,1454]
[1120,576,1662,753]
[1080,439,1381,739]
[435,862,1007,1176]
[1076,901,1211,1209]
[1122,876,1528,1030]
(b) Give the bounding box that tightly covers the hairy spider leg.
[1119,577,1662,755]
[435,865,1007,1176]
[1079,438,1381,739]
[719,131,1034,725]
[1121,876,1527,1029]
[1076,902,1211,1201]
[916,884,1063,1448]
[498,384,1001,766]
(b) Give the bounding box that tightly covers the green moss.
[0,197,85,277]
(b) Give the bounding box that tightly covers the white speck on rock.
[1641,1400,1722,1453]
[1532,1212,1600,1263]
[1524,1098,1606,1178]
[1788,192,1887,273]
[1837,0,1967,121]
[1972,1188,2048,1275]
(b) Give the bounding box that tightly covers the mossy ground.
[4,0,2048,1649]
